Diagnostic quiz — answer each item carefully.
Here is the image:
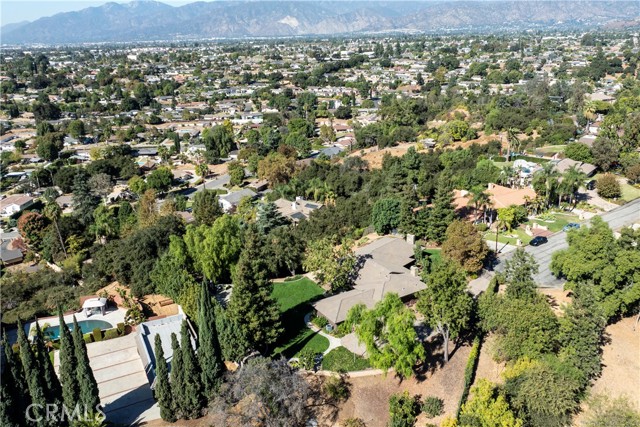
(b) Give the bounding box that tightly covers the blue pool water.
[43,319,113,340]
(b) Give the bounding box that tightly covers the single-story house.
[0,235,25,265]
[273,197,322,223]
[0,194,35,217]
[219,188,256,212]
[313,236,426,326]
[552,158,597,177]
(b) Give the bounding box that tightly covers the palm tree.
[507,127,521,161]
[468,188,491,223]
[535,163,560,209]
[562,165,586,206]
[499,166,516,188]
[43,202,67,259]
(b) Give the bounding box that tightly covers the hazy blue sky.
[1,0,193,26]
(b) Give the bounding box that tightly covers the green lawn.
[322,346,371,372]
[621,183,640,202]
[425,249,442,264]
[271,278,328,358]
[536,145,567,154]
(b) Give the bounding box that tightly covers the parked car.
[586,180,596,190]
[529,236,548,246]
[562,223,580,232]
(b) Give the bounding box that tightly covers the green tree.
[504,248,538,301]
[33,321,62,406]
[197,283,224,398]
[551,216,640,319]
[457,379,523,427]
[264,225,305,276]
[127,175,147,195]
[150,238,195,302]
[417,260,473,363]
[214,300,250,362]
[17,320,48,426]
[58,309,80,410]
[596,173,621,199]
[36,132,64,161]
[303,237,356,293]
[192,189,223,226]
[179,320,205,419]
[67,119,86,139]
[169,333,185,418]
[2,332,30,423]
[424,181,455,243]
[479,293,559,362]
[184,215,242,283]
[227,160,245,186]
[153,334,175,422]
[137,189,159,228]
[441,220,488,274]
[348,293,425,378]
[558,284,606,382]
[564,142,593,163]
[591,137,619,172]
[146,167,173,193]
[504,357,582,427]
[388,391,420,427]
[73,172,98,226]
[371,198,402,235]
[228,226,282,350]
[72,316,100,412]
[256,202,289,234]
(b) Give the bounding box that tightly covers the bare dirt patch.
[336,340,471,427]
[349,132,503,170]
[472,334,505,388]
[589,316,640,408]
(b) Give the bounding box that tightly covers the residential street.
[495,198,640,288]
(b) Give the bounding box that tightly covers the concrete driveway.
[55,333,160,424]
[495,198,640,288]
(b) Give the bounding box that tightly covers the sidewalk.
[304,312,342,355]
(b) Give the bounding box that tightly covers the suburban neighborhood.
[1,2,639,427]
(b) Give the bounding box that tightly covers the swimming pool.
[43,319,113,341]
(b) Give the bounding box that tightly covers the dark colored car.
[562,223,580,232]
[586,180,596,190]
[529,236,548,246]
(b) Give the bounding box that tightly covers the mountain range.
[2,1,640,45]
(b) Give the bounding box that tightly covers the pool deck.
[24,307,127,337]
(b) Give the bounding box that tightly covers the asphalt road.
[495,198,640,288]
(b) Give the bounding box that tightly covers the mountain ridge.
[2,1,639,44]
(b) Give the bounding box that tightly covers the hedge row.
[455,335,483,419]
[83,322,126,344]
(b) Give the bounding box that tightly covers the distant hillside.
[2,1,639,44]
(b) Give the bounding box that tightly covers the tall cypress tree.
[1,333,24,427]
[57,310,80,411]
[3,332,30,412]
[17,320,47,426]
[197,283,224,398]
[425,178,455,244]
[228,226,282,351]
[169,333,185,419]
[153,334,175,422]
[71,316,100,412]
[33,321,63,406]
[180,321,205,419]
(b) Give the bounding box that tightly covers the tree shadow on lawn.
[414,331,475,382]
[272,294,324,359]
